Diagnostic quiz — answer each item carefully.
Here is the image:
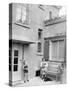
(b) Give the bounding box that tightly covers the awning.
[9,37,35,44]
[12,39,35,44]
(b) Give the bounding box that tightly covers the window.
[14,65,18,71]
[13,50,18,71]
[9,49,12,71]
[14,50,18,56]
[14,58,18,64]
[59,40,64,59]
[52,40,64,61]
[38,29,42,39]
[37,42,42,52]
[16,5,26,23]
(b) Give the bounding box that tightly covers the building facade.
[9,3,64,86]
[43,16,66,63]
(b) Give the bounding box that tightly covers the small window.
[38,31,41,39]
[9,40,12,48]
[37,42,42,52]
[38,29,42,39]
[14,58,18,64]
[14,65,18,71]
[13,50,18,72]
[14,50,18,56]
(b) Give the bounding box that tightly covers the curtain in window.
[21,6,26,23]
[59,40,64,60]
[16,5,21,21]
[16,5,26,23]
[52,40,64,61]
[52,41,58,60]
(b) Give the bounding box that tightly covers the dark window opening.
[13,50,18,72]
[14,65,18,71]
[14,50,18,56]
[9,40,12,48]
[14,58,18,64]
[38,31,41,39]
[38,29,42,39]
[38,42,42,52]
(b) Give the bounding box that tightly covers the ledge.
[14,22,30,29]
[36,53,43,56]
[44,16,66,26]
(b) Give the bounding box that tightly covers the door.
[12,44,24,82]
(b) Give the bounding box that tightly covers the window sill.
[14,22,30,29]
[36,53,43,56]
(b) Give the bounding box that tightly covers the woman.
[23,61,29,83]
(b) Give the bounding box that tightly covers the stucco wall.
[43,20,66,62]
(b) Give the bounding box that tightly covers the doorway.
[12,43,24,82]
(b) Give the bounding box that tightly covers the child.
[40,58,48,80]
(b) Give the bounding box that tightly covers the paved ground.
[14,67,66,87]
[15,77,60,87]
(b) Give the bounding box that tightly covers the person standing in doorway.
[23,60,29,83]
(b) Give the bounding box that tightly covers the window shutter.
[44,40,49,60]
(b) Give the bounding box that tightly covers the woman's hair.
[42,58,45,61]
[23,60,25,65]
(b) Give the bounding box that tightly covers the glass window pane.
[9,40,12,48]
[38,31,41,39]
[52,41,58,59]
[14,58,18,64]
[14,50,18,56]
[59,40,64,59]
[21,6,26,23]
[14,65,18,71]
[38,42,42,52]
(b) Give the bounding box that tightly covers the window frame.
[51,39,64,61]
[37,42,42,53]
[9,48,12,71]
[15,5,27,24]
[38,29,42,40]
[13,50,18,72]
